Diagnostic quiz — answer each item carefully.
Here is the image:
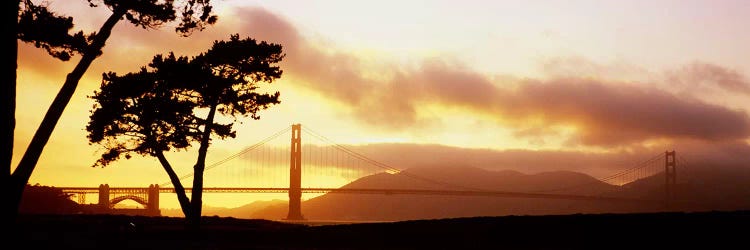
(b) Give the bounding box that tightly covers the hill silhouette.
[18,184,81,215]
[610,163,750,211]
[12,164,750,248]
[246,166,651,221]
[22,164,750,221]
[238,165,750,221]
[162,199,287,218]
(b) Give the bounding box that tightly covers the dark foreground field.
[11,210,749,249]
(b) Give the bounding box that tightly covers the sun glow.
[13,0,750,215]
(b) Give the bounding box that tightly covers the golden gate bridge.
[60,124,685,219]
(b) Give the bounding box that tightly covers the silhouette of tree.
[4,0,89,226]
[1,0,20,226]
[4,0,217,225]
[87,34,284,228]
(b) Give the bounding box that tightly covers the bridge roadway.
[59,187,659,203]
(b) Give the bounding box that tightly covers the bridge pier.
[286,124,305,220]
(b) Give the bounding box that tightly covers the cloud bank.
[230,7,750,147]
[20,6,750,149]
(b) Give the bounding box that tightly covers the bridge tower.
[286,124,305,220]
[664,150,676,208]
[98,184,110,211]
[147,184,161,216]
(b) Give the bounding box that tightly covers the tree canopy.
[5,0,219,225]
[87,34,284,227]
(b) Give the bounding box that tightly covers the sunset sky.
[13,0,750,208]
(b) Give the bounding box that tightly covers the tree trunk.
[2,0,20,228]
[9,8,126,218]
[155,151,192,218]
[188,103,218,229]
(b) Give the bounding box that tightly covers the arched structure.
[91,184,161,216]
[110,195,149,208]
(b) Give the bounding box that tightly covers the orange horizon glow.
[14,0,750,209]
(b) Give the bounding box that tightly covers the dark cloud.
[323,140,750,178]
[26,7,745,147]
[30,5,750,146]
[234,7,420,128]
[348,143,625,176]
[233,7,302,49]
[229,7,750,147]
[668,62,750,96]
[538,56,654,82]
[502,79,750,145]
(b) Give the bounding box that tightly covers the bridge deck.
[59,187,660,203]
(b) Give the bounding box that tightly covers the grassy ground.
[11,210,749,249]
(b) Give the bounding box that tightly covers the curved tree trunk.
[9,8,126,218]
[189,103,218,229]
[2,0,20,227]
[155,151,193,218]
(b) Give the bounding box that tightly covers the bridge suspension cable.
[532,152,665,194]
[159,122,681,199]
[160,125,292,187]
[301,126,490,191]
[595,153,664,185]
